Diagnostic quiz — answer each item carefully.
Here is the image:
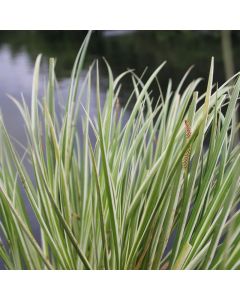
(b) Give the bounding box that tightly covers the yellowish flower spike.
[182,120,192,171]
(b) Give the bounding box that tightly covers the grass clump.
[0,32,240,270]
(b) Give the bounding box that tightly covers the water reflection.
[0,44,108,150]
[0,45,34,143]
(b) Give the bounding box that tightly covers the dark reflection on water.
[2,30,240,85]
[1,30,240,118]
[0,30,239,269]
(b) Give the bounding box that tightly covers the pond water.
[1,30,239,146]
[0,30,239,269]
